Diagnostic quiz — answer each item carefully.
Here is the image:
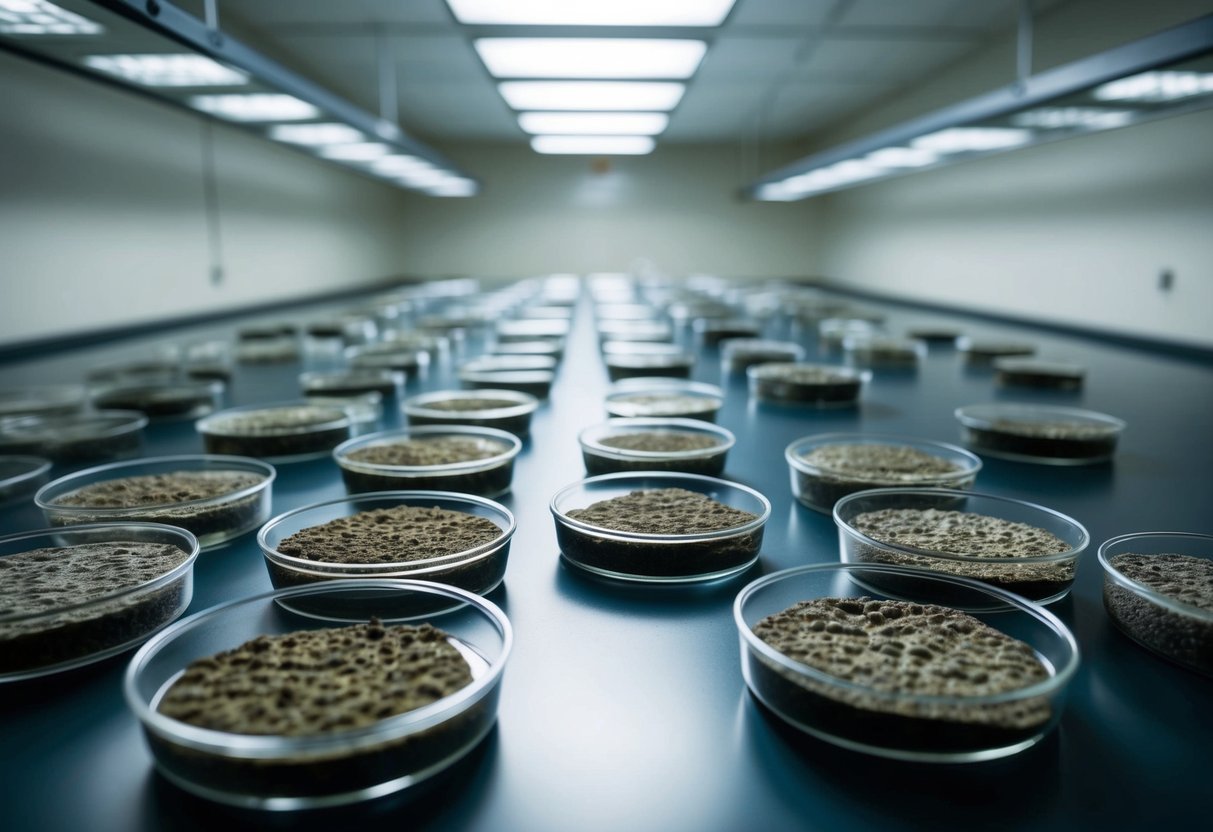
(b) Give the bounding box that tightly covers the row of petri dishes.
[0,274,1208,811]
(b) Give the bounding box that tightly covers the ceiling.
[179,0,1054,145]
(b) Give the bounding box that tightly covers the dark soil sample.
[350,351,425,373]
[202,406,350,459]
[93,383,219,419]
[348,437,508,467]
[696,320,762,348]
[721,341,803,373]
[340,437,515,497]
[461,370,554,399]
[279,506,502,565]
[1105,554,1213,675]
[268,506,507,593]
[159,621,471,733]
[558,488,763,578]
[598,433,721,453]
[49,470,268,542]
[961,340,1036,364]
[906,328,963,344]
[185,365,233,383]
[0,413,144,465]
[406,396,537,438]
[301,372,403,399]
[238,324,297,341]
[845,338,923,367]
[793,444,966,510]
[236,339,300,365]
[749,597,1052,754]
[606,393,721,422]
[849,508,1074,599]
[490,341,564,360]
[147,621,493,801]
[750,364,864,407]
[994,360,1085,391]
[605,355,693,381]
[0,541,191,675]
[965,419,1119,462]
[583,432,728,476]
[422,398,523,413]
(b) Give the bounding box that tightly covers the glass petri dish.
[734,563,1079,762]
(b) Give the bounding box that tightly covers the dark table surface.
[1,280,1211,832]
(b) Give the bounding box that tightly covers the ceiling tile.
[801,37,975,80]
[664,84,761,140]
[696,36,810,83]
[838,0,1015,31]
[726,0,836,28]
[398,82,518,140]
[218,0,453,27]
[276,34,485,83]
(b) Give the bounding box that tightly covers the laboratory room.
[0,1,1211,831]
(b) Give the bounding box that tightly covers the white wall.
[0,50,411,347]
[813,0,1213,349]
[392,142,821,280]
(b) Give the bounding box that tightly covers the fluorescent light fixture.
[531,135,656,155]
[397,168,451,187]
[318,142,394,162]
[912,127,1033,153]
[191,93,319,122]
[371,155,434,175]
[499,81,686,111]
[0,1,102,36]
[1011,107,1136,130]
[748,18,1213,203]
[518,112,669,136]
[269,123,365,146]
[475,39,707,79]
[447,0,735,27]
[1093,70,1213,102]
[83,53,248,87]
[866,147,939,168]
[428,178,478,198]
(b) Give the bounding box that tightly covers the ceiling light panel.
[83,54,248,87]
[318,142,394,162]
[531,136,656,155]
[475,39,707,79]
[1011,107,1136,130]
[0,0,102,35]
[912,127,1033,153]
[447,0,736,26]
[518,112,669,136]
[1093,70,1213,103]
[269,123,365,146]
[498,81,686,111]
[191,93,320,122]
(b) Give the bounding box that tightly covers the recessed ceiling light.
[518,112,669,136]
[269,123,365,146]
[83,54,248,88]
[371,155,434,175]
[447,0,735,26]
[866,147,939,168]
[1093,70,1213,103]
[190,93,319,122]
[428,178,478,198]
[475,39,706,79]
[912,127,1033,153]
[531,136,656,155]
[318,142,394,162]
[1011,107,1136,130]
[0,1,102,36]
[498,81,686,112]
